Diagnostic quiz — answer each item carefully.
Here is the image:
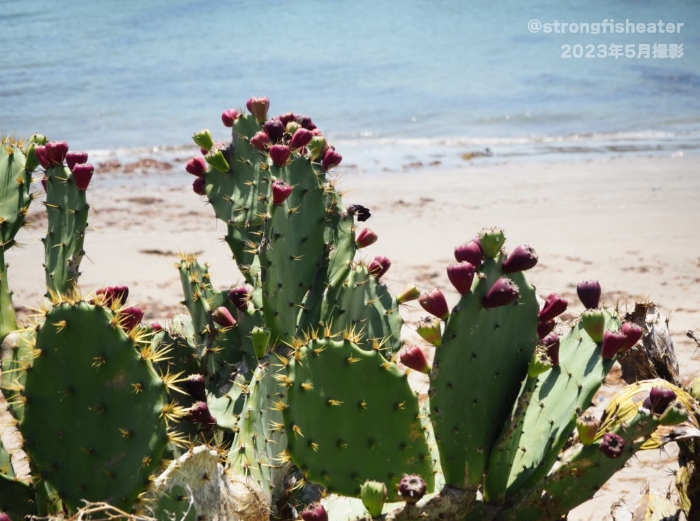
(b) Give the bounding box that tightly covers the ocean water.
[1,0,699,166]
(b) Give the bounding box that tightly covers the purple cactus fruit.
[347,204,371,222]
[601,330,627,360]
[322,148,343,171]
[263,119,286,143]
[290,128,314,150]
[96,285,129,306]
[246,97,270,122]
[620,322,643,353]
[502,244,538,274]
[269,144,291,167]
[296,114,317,131]
[416,316,442,346]
[221,108,240,127]
[120,306,144,331]
[537,319,556,339]
[446,261,476,295]
[397,283,421,304]
[454,240,483,270]
[229,286,250,311]
[278,112,297,127]
[272,180,293,205]
[151,322,163,332]
[184,374,207,402]
[66,151,88,170]
[45,141,69,166]
[355,228,378,248]
[212,306,237,328]
[600,432,625,459]
[71,164,94,191]
[250,131,271,151]
[642,386,677,415]
[34,145,50,169]
[187,401,216,425]
[398,474,427,504]
[541,333,560,366]
[301,503,328,521]
[419,289,450,320]
[539,293,568,322]
[399,346,431,374]
[192,176,206,196]
[577,280,602,309]
[185,156,207,177]
[41,175,48,191]
[368,256,391,280]
[483,277,520,309]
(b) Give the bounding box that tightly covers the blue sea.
[2,0,699,168]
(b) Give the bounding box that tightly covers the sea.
[2,0,699,170]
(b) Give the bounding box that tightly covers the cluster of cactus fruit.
[0,99,699,521]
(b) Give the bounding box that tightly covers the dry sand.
[8,151,700,519]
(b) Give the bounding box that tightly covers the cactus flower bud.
[477,227,505,259]
[193,129,215,151]
[355,228,378,248]
[396,283,421,304]
[279,112,296,127]
[250,131,271,151]
[246,97,270,122]
[186,156,207,177]
[229,286,250,311]
[643,386,676,415]
[221,108,240,127]
[347,204,371,222]
[581,309,605,343]
[322,148,343,171]
[66,151,88,170]
[269,144,291,167]
[600,432,625,459]
[184,374,207,402]
[541,332,560,366]
[212,306,237,328]
[577,280,602,309]
[296,114,317,131]
[537,319,555,339]
[502,244,538,274]
[119,306,144,331]
[447,261,476,295]
[368,256,391,280]
[192,176,206,196]
[263,119,286,143]
[602,330,626,360]
[45,141,69,166]
[416,316,442,346]
[454,240,483,269]
[252,326,271,360]
[96,285,129,307]
[205,148,230,173]
[483,277,520,309]
[539,293,568,322]
[187,401,216,425]
[34,145,50,169]
[419,289,450,320]
[308,135,327,160]
[620,322,643,353]
[360,480,387,518]
[71,164,94,191]
[659,400,688,426]
[399,346,430,373]
[398,474,427,505]
[290,128,314,150]
[272,179,293,205]
[576,413,599,446]
[301,503,328,521]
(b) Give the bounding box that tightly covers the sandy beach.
[8,150,700,520]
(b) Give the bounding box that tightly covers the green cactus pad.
[284,337,434,500]
[430,254,539,489]
[1,329,36,422]
[19,300,169,512]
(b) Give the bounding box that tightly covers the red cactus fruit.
[151,322,162,332]
[620,322,643,353]
[643,386,676,415]
[96,285,129,306]
[246,97,270,122]
[290,128,314,150]
[250,131,271,151]
[184,374,207,402]
[41,175,48,191]
[537,320,556,339]
[322,148,343,171]
[602,330,627,360]
[34,145,50,169]
[600,432,625,459]
[296,114,317,131]
[185,156,207,177]
[272,180,293,205]
[269,144,291,167]
[541,333,560,366]
[454,240,483,269]
[301,503,328,521]
[577,280,602,309]
[120,306,144,331]
[229,286,250,311]
[419,289,450,320]
[192,176,206,196]
[263,119,286,143]
[483,277,520,309]
[368,256,391,280]
[447,261,476,295]
[399,346,430,373]
[66,151,88,170]
[212,306,237,328]
[398,474,427,504]
[279,112,296,127]
[539,293,568,322]
[221,108,240,127]
[45,141,69,166]
[502,244,538,274]
[355,228,378,248]
[187,401,216,425]
[72,164,94,191]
